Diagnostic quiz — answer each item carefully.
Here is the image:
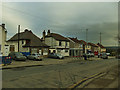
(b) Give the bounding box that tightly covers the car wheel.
[39,59,42,61]
[33,58,36,61]
[14,57,17,61]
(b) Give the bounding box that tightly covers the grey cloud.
[3,2,118,46]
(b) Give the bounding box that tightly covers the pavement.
[1,56,115,69]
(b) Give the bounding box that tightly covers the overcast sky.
[1,2,118,46]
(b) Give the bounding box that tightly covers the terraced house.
[87,42,99,55]
[41,30,70,56]
[97,43,106,53]
[7,29,49,56]
[67,37,84,57]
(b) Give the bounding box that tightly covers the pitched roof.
[68,37,80,43]
[97,43,105,48]
[88,42,98,47]
[79,40,87,45]
[8,29,49,47]
[45,33,70,41]
[68,37,86,44]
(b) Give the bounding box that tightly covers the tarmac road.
[2,58,118,88]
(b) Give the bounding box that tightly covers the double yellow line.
[67,72,106,89]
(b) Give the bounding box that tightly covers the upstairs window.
[80,44,82,48]
[88,45,90,48]
[26,40,30,44]
[66,42,67,46]
[59,41,61,46]
[65,49,68,52]
[22,40,24,45]
[0,45,1,51]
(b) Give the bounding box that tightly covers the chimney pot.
[2,23,5,28]
[29,30,32,33]
[47,29,51,36]
[25,29,28,32]
[43,30,46,40]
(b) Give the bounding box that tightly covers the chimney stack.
[47,29,51,36]
[29,30,32,33]
[2,23,5,28]
[43,30,46,40]
[24,29,29,32]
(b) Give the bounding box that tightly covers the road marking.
[67,72,106,89]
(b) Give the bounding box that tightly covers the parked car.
[86,53,94,58]
[48,53,64,59]
[116,54,120,59]
[106,53,111,56]
[8,52,27,61]
[99,53,108,59]
[0,52,12,65]
[27,53,43,61]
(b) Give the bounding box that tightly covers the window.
[57,49,61,53]
[0,45,1,51]
[26,40,30,44]
[88,45,90,48]
[22,40,24,44]
[80,44,82,48]
[66,42,67,46]
[43,48,48,53]
[59,41,62,46]
[65,49,68,52]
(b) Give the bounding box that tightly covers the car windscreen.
[15,53,23,56]
[56,54,61,56]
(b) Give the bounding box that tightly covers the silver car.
[48,53,64,59]
[27,53,43,61]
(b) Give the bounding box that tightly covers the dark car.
[86,53,94,58]
[48,53,64,59]
[0,53,12,65]
[100,53,108,59]
[116,54,120,59]
[8,52,27,61]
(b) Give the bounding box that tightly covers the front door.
[53,50,56,53]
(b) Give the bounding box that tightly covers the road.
[2,58,118,88]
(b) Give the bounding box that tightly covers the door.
[4,45,9,56]
[53,50,56,53]
[10,45,15,52]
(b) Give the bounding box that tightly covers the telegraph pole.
[100,32,102,44]
[86,29,88,42]
[86,29,88,54]
[99,32,102,53]
[18,25,20,52]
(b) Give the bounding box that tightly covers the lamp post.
[18,25,20,52]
